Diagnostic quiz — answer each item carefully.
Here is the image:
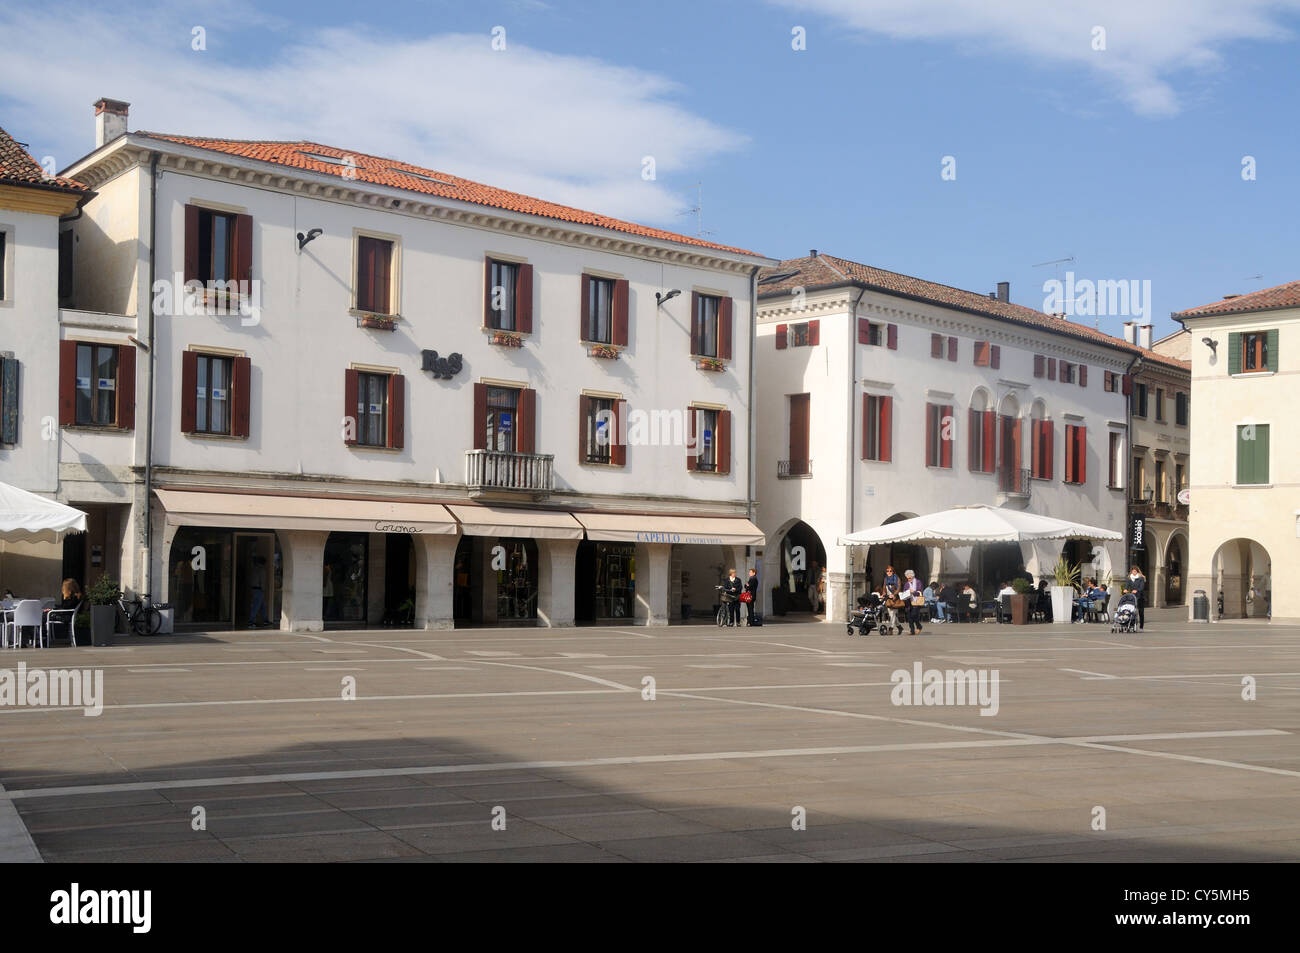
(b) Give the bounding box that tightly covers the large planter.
[1049,586,1075,625]
[90,604,116,646]
[1009,593,1030,625]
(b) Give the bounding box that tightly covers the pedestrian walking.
[1127,565,1147,630]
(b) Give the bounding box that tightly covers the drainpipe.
[846,285,867,610]
[1123,353,1143,572]
[143,151,160,597]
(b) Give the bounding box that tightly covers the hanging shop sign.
[421,350,463,380]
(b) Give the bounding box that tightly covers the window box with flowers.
[358,313,398,331]
[695,356,727,372]
[488,329,524,348]
[588,343,621,360]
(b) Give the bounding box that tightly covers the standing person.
[882,565,901,599]
[744,568,759,626]
[902,569,924,635]
[323,562,336,622]
[807,561,823,614]
[1128,565,1147,630]
[724,568,744,627]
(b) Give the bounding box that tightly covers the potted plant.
[1049,557,1080,625]
[359,313,397,330]
[86,574,121,646]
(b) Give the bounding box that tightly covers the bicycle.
[715,585,738,627]
[119,593,163,636]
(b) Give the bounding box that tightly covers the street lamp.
[1142,484,1154,503]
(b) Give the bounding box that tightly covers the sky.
[2,0,1298,341]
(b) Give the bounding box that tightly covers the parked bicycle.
[119,593,163,636]
[715,585,738,627]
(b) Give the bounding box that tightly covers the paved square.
[2,617,1298,862]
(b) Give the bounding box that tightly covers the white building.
[19,100,775,629]
[1175,282,1300,622]
[754,252,1149,622]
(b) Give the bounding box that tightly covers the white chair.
[45,599,83,647]
[8,600,45,648]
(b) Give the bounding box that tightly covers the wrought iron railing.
[465,450,554,492]
[999,465,1031,497]
[777,459,811,478]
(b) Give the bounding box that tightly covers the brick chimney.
[996,281,1009,303]
[1122,320,1136,344]
[1138,323,1153,349]
[94,98,130,148]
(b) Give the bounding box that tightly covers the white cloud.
[773,0,1300,115]
[0,3,745,225]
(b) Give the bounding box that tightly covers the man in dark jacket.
[724,568,744,626]
[1127,566,1147,630]
[744,568,759,626]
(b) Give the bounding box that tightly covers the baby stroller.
[847,593,882,636]
[877,595,907,637]
[1112,598,1138,634]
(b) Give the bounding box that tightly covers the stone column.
[634,541,671,626]
[277,529,327,631]
[367,533,386,624]
[414,534,457,630]
[537,537,578,627]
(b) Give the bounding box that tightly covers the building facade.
[19,101,774,630]
[1119,321,1191,608]
[1175,282,1300,622]
[754,253,1150,622]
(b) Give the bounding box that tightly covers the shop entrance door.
[233,533,276,628]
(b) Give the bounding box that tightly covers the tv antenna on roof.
[1244,274,1264,282]
[1032,255,1077,320]
[679,182,713,238]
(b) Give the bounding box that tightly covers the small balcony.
[998,465,1031,499]
[465,449,554,498]
[777,459,812,479]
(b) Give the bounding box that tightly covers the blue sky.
[3,0,1298,339]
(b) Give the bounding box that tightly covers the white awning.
[445,504,584,540]
[838,504,1122,548]
[572,512,765,546]
[0,482,87,543]
[154,489,459,535]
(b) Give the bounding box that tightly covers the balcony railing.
[465,450,554,494]
[777,459,812,478]
[999,465,1031,498]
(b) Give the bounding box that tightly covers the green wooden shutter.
[1266,329,1279,372]
[1,357,18,444]
[1236,425,1252,484]
[1228,332,1241,375]
[1255,424,1270,484]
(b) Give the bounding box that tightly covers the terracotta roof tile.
[136,134,758,257]
[759,253,1189,371]
[0,125,89,193]
[1174,279,1300,319]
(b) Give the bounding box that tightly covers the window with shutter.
[584,276,614,344]
[1047,358,1057,381]
[70,342,120,427]
[689,406,720,472]
[584,394,615,464]
[1175,392,1188,426]
[862,394,891,461]
[693,294,721,358]
[788,394,809,475]
[355,235,395,315]
[947,336,957,361]
[1034,355,1045,378]
[990,345,1000,369]
[974,341,990,366]
[1235,424,1269,484]
[931,334,943,359]
[1078,364,1087,387]
[486,259,519,331]
[886,324,898,350]
[775,324,788,349]
[0,356,17,444]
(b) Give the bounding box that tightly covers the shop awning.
[154,489,459,535]
[572,512,765,546]
[445,504,584,540]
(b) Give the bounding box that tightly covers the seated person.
[959,583,978,622]
[996,581,1016,622]
[938,583,957,623]
[44,578,83,643]
[922,581,945,623]
[1074,579,1104,622]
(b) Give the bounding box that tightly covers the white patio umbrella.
[0,482,88,543]
[838,504,1121,548]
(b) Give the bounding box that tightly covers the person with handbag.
[742,568,759,626]
[902,569,925,635]
[724,568,744,626]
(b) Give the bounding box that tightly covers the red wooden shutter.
[775,324,788,349]
[925,404,935,466]
[886,324,898,350]
[357,239,375,312]
[974,342,987,366]
[578,394,590,463]
[941,405,953,468]
[180,350,198,433]
[483,258,493,328]
[982,409,996,473]
[862,395,870,460]
[612,400,627,467]
[689,292,700,354]
[183,204,200,284]
[517,387,536,453]
[990,345,1001,369]
[879,397,892,462]
[344,368,359,446]
[858,318,871,345]
[231,355,250,439]
[1078,364,1087,387]
[968,408,978,470]
[717,410,732,474]
[233,213,253,285]
[719,296,733,361]
[375,240,392,314]
[947,336,957,361]
[931,334,942,359]
[579,274,591,342]
[612,278,629,347]
[1048,358,1057,381]
[1034,355,1044,378]
[1011,415,1022,470]
[116,343,135,430]
[1044,421,1054,480]
[515,264,534,334]
[387,373,405,450]
[687,407,698,471]
[473,382,487,450]
[1075,426,1086,483]
[1121,374,1132,396]
[808,319,820,346]
[58,340,76,426]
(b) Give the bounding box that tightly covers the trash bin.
[157,605,175,634]
[1193,589,1209,622]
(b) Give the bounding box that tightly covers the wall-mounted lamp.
[1143,483,1154,502]
[655,289,681,308]
[296,228,323,250]
[1201,337,1218,354]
